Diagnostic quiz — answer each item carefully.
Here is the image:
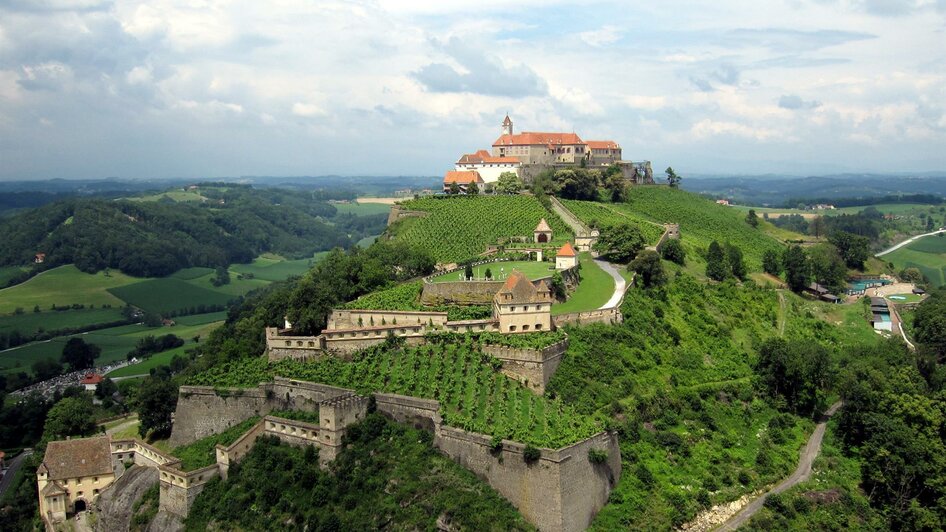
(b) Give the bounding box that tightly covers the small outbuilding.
[555,242,578,270]
[913,287,926,295]
[34,252,46,264]
[79,373,103,392]
[442,170,484,194]
[534,218,553,243]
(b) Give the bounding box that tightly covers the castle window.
[523,324,530,331]
[509,325,517,332]
[536,323,543,330]
[285,341,291,346]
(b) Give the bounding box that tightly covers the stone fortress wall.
[168,379,620,532]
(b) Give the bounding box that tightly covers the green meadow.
[551,253,615,315]
[0,265,141,315]
[884,233,946,286]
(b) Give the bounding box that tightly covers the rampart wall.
[328,309,447,329]
[483,338,568,394]
[421,281,504,305]
[386,205,428,226]
[552,307,622,327]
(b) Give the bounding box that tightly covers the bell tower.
[502,114,513,136]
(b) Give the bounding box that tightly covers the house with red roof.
[555,242,578,270]
[442,170,484,194]
[79,373,103,392]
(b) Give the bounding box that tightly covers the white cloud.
[292,102,325,118]
[578,25,623,47]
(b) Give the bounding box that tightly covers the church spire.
[502,114,513,136]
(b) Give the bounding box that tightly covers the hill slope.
[0,187,351,277]
[389,196,572,263]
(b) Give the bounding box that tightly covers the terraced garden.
[391,196,572,263]
[187,340,601,448]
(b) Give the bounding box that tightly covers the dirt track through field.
[715,401,843,530]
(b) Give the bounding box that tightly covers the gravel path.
[716,401,843,531]
[594,259,627,309]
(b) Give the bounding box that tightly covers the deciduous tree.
[705,241,730,281]
[60,337,101,372]
[593,224,646,263]
[782,245,809,292]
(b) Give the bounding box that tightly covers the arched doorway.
[74,499,87,513]
[536,233,548,243]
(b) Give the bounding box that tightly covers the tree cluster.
[705,241,746,281]
[593,223,646,263]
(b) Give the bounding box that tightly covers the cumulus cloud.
[778,94,822,110]
[412,38,548,98]
[578,25,623,47]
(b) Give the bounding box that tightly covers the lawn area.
[229,253,325,282]
[0,313,224,376]
[0,307,126,336]
[0,265,144,316]
[183,271,270,297]
[169,267,214,280]
[885,293,925,304]
[429,260,556,282]
[884,232,946,286]
[551,253,615,315]
[174,311,228,325]
[332,202,392,216]
[108,278,235,315]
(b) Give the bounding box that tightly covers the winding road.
[716,401,843,531]
[0,449,32,500]
[876,228,946,256]
[595,259,628,309]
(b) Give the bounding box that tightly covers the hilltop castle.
[445,115,654,191]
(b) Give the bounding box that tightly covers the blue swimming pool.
[848,278,892,293]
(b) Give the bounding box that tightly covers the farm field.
[229,253,325,282]
[391,196,573,263]
[128,189,208,203]
[331,202,392,216]
[561,199,665,243]
[0,265,143,315]
[0,313,224,376]
[0,308,126,337]
[187,340,601,448]
[107,278,235,315]
[429,260,556,282]
[884,233,946,286]
[625,187,784,271]
[729,203,936,217]
[183,271,270,297]
[551,253,614,316]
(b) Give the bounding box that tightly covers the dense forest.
[0,185,386,278]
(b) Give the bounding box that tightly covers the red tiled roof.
[492,132,585,147]
[456,151,520,165]
[586,140,619,150]
[557,242,577,257]
[443,170,483,184]
[80,373,103,385]
[495,270,550,304]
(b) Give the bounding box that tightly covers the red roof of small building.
[80,373,103,385]
[443,170,484,184]
[492,132,585,147]
[557,242,577,257]
[586,140,620,150]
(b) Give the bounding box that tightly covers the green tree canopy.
[665,167,681,187]
[137,377,178,439]
[660,238,686,265]
[745,209,759,228]
[629,250,666,288]
[828,231,871,269]
[495,172,522,195]
[593,223,646,263]
[60,337,101,372]
[43,396,96,442]
[754,338,832,416]
[705,241,730,282]
[782,245,810,292]
[808,244,847,293]
[762,248,782,276]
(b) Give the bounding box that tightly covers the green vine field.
[188,340,600,448]
[561,199,665,244]
[341,281,492,321]
[390,196,572,263]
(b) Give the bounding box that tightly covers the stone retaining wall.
[552,307,622,327]
[482,338,568,394]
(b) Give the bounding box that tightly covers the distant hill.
[683,174,946,206]
[0,185,370,278]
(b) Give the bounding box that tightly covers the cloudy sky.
[1,0,944,180]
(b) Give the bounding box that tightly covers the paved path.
[104,415,140,436]
[0,449,32,500]
[716,401,843,531]
[595,259,627,309]
[876,229,946,256]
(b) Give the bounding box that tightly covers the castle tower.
[502,114,513,136]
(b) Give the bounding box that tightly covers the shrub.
[588,448,609,464]
[523,445,541,463]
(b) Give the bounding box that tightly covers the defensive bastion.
[169,377,621,532]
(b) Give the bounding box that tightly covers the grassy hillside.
[390,196,572,263]
[623,188,785,271]
[185,414,533,531]
[0,265,140,315]
[884,233,946,286]
[561,199,666,244]
[546,276,875,529]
